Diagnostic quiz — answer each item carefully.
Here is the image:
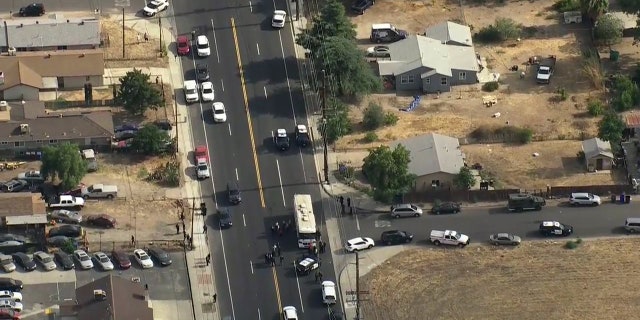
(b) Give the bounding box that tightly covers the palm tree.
[581,0,609,23]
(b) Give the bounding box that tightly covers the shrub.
[565,240,578,249]
[383,112,399,126]
[362,102,385,130]
[553,0,580,12]
[363,132,378,143]
[575,237,583,244]
[474,18,522,43]
[482,81,500,92]
[515,127,533,144]
[557,87,568,101]
[470,125,534,144]
[587,100,605,116]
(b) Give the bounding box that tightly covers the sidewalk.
[114,14,219,320]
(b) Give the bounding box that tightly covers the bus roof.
[294,194,316,234]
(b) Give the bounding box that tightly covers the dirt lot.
[362,239,640,320]
[101,18,168,68]
[340,0,617,187]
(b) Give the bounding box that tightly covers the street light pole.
[115,0,130,59]
[321,69,329,184]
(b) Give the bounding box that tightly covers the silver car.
[93,252,114,271]
[73,250,94,270]
[34,251,57,271]
[390,204,423,218]
[50,209,82,224]
[489,233,521,246]
[0,255,15,273]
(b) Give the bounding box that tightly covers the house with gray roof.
[0,100,113,156]
[391,133,465,191]
[377,21,479,93]
[0,14,100,52]
[582,137,614,172]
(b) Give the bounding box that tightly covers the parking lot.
[9,252,192,320]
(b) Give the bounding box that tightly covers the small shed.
[582,138,614,171]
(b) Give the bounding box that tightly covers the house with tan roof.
[0,49,104,101]
[0,101,113,156]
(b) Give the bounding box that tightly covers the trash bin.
[626,195,631,203]
[611,194,617,203]
[610,50,620,62]
[620,194,626,203]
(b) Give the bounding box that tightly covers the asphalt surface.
[173,1,337,320]
[341,201,640,245]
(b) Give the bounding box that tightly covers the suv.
[569,192,601,206]
[19,3,45,16]
[380,230,413,245]
[274,129,290,151]
[351,0,374,14]
[196,64,210,81]
[294,125,311,147]
[370,23,408,43]
[507,193,546,212]
[295,256,319,275]
[282,306,298,320]
[390,204,422,218]
[430,202,461,215]
[539,221,573,237]
[624,217,640,233]
[227,182,242,205]
[219,209,233,229]
[1,180,27,193]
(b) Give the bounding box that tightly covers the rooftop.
[0,14,100,48]
[0,193,46,216]
[582,137,614,159]
[391,133,465,176]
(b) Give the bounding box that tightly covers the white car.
[345,237,375,252]
[143,0,169,16]
[196,160,210,179]
[93,252,114,271]
[0,291,21,302]
[196,35,211,57]
[212,102,227,123]
[321,281,337,305]
[272,10,287,28]
[0,299,22,312]
[73,249,94,270]
[134,249,154,269]
[282,306,298,320]
[184,80,199,103]
[200,82,215,102]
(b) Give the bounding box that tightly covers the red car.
[0,307,20,320]
[111,250,132,269]
[177,35,190,56]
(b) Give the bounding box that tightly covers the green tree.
[580,0,608,22]
[598,111,625,144]
[295,0,356,54]
[322,98,351,144]
[362,145,415,202]
[317,36,381,96]
[40,143,87,190]
[474,18,522,43]
[362,102,384,130]
[132,124,170,155]
[116,69,163,116]
[593,14,624,45]
[454,167,476,190]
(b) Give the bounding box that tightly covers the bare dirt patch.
[363,239,640,320]
[101,18,168,68]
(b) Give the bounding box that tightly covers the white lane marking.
[298,151,307,184]
[242,214,247,227]
[256,43,260,55]
[276,29,296,124]
[210,19,221,63]
[356,210,360,231]
[221,78,225,92]
[228,122,232,136]
[276,159,286,207]
[249,1,253,12]
[235,168,239,181]
[250,260,254,274]
[257,308,261,320]
[293,260,305,313]
[264,86,268,99]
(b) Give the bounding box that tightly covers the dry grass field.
[101,18,168,68]
[362,239,640,320]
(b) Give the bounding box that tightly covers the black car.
[227,182,242,205]
[219,209,233,229]
[19,3,45,16]
[196,64,210,81]
[54,252,75,270]
[111,250,132,269]
[430,202,461,215]
[148,247,172,266]
[295,256,319,275]
[294,125,311,147]
[114,123,139,133]
[350,0,374,14]
[114,130,137,141]
[48,225,83,238]
[12,253,35,271]
[47,236,77,248]
[85,214,116,228]
[274,129,290,151]
[380,230,413,245]
[0,278,23,292]
[539,221,573,237]
[0,234,28,243]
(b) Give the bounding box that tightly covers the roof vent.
[0,101,8,111]
[19,124,29,134]
[93,289,107,301]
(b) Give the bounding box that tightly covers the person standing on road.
[276,243,281,257]
[131,235,135,246]
[206,254,211,266]
[273,244,278,256]
[279,255,284,266]
[213,293,217,303]
[176,223,180,235]
[203,224,208,233]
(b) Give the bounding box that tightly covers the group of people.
[338,196,353,214]
[271,220,292,236]
[307,240,327,256]
[265,242,285,266]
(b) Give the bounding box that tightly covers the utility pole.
[321,69,329,184]
[158,16,163,53]
[174,96,179,155]
[355,251,361,320]
[115,0,130,59]
[121,8,125,58]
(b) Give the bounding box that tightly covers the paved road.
[340,202,640,245]
[172,0,338,319]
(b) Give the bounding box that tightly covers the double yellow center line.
[230,17,266,208]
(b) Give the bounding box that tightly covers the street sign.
[115,0,130,7]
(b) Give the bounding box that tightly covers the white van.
[625,218,640,233]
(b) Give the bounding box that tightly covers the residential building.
[377,21,479,93]
[0,49,104,100]
[391,133,465,191]
[0,193,47,242]
[60,275,154,320]
[0,14,100,52]
[0,101,113,156]
[582,137,613,171]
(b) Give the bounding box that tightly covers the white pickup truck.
[429,230,470,247]
[81,184,118,199]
